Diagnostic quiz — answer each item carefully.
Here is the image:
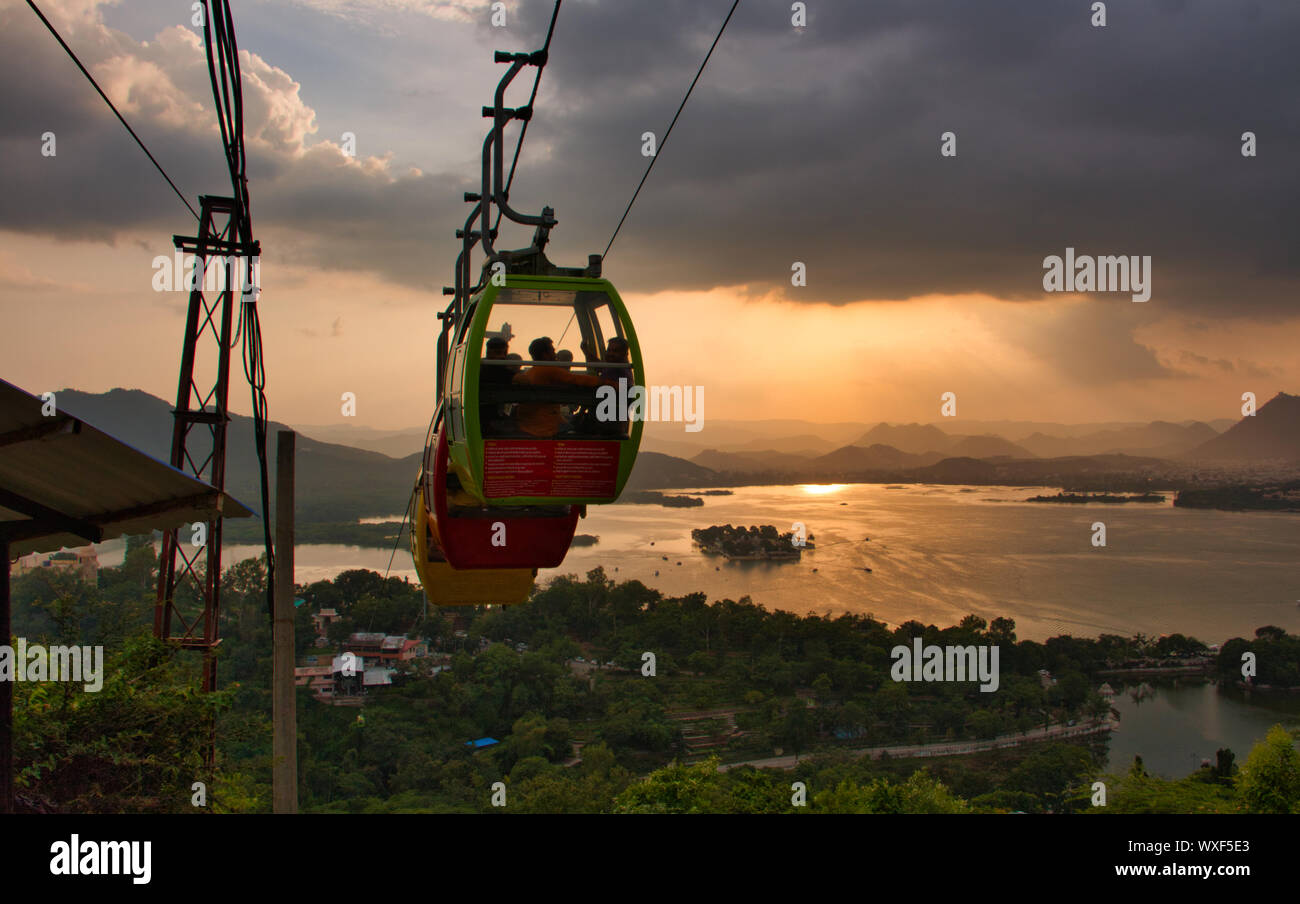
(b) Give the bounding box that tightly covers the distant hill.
[1019,421,1217,458]
[636,436,714,460]
[855,423,1033,459]
[947,435,1033,459]
[51,387,734,512]
[728,433,839,455]
[921,419,1151,440]
[56,387,1270,522]
[856,422,953,455]
[1188,393,1300,462]
[811,444,941,471]
[647,416,1230,461]
[912,453,1170,485]
[294,423,427,459]
[53,388,419,522]
[640,418,865,453]
[912,456,998,483]
[625,452,717,489]
[690,449,814,473]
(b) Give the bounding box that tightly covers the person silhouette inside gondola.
[479,335,514,436]
[515,336,603,437]
[553,349,583,428]
[580,337,631,436]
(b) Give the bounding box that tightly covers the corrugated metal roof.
[1,379,255,557]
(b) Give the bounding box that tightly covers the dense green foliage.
[1217,626,1300,688]
[7,544,1299,814]
[692,524,807,559]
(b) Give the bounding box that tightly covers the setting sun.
[800,483,848,495]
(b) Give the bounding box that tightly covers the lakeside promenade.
[719,718,1113,771]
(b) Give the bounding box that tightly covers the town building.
[13,546,99,583]
[293,654,396,704]
[311,608,339,638]
[342,632,428,663]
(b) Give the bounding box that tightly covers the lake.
[1105,680,1300,778]
[97,482,1300,644]
[92,481,1300,775]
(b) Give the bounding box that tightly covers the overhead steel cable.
[384,484,416,580]
[201,0,275,619]
[25,0,200,220]
[602,0,740,261]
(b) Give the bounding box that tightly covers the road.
[718,719,1113,771]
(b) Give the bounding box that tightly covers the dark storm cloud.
[501,0,1300,316]
[2,0,1297,319]
[0,1,470,285]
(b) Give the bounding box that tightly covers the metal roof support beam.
[0,487,102,544]
[96,491,229,526]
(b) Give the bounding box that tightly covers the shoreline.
[719,719,1114,772]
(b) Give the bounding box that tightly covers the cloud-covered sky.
[1,0,1296,430]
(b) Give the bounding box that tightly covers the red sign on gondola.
[484,440,619,498]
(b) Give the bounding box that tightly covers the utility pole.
[273,431,298,813]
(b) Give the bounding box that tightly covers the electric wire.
[384,485,417,579]
[24,0,200,220]
[202,0,275,619]
[602,0,740,260]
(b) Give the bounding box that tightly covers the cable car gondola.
[408,421,537,606]
[428,412,580,569]
[443,272,644,507]
[411,19,642,605]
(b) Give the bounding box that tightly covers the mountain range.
[1189,392,1300,462]
[669,397,1299,474]
[32,388,1300,527]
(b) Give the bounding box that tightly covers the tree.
[811,673,833,705]
[1051,670,1090,710]
[777,701,815,759]
[966,709,1001,739]
[835,700,869,738]
[1005,744,1095,813]
[1214,747,1236,780]
[812,770,969,814]
[613,758,729,813]
[1215,637,1252,682]
[686,650,715,674]
[12,634,241,813]
[989,617,1017,646]
[1236,725,1300,814]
